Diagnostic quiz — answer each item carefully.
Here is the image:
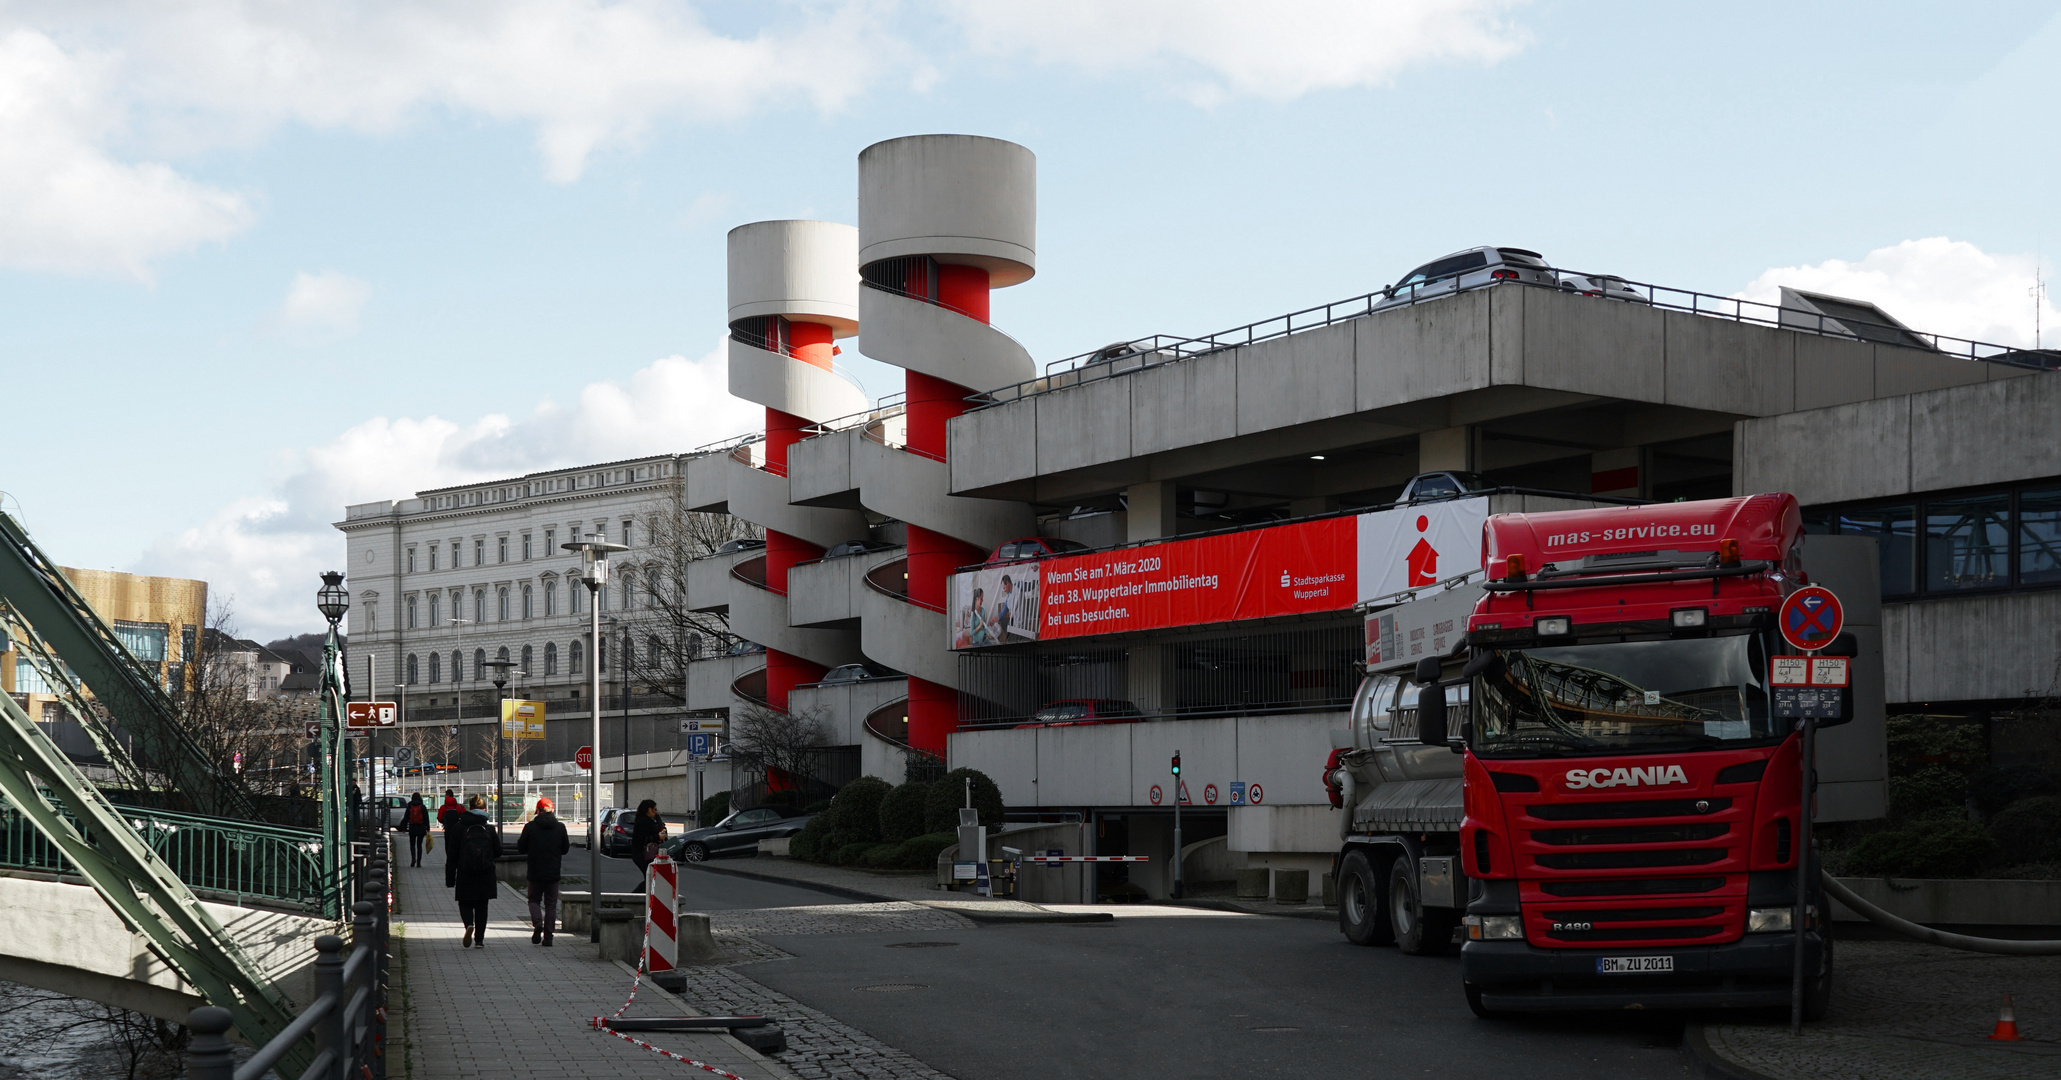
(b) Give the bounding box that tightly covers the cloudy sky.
[3,1,2057,640]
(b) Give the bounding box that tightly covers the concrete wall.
[0,872,329,1024]
[1884,590,2061,704]
[946,711,1341,854]
[724,576,861,669]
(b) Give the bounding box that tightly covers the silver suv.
[1373,247,1556,311]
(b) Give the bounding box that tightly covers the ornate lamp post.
[564,537,627,942]
[315,571,351,917]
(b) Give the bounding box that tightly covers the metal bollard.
[183,1005,236,1080]
[313,933,347,1078]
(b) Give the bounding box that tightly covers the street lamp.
[565,537,628,942]
[484,657,523,841]
[314,571,350,917]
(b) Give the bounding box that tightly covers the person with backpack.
[454,794,501,948]
[629,799,667,892]
[516,797,570,946]
[402,793,431,867]
[437,789,466,888]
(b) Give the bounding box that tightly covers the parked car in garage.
[822,539,898,559]
[986,536,1090,565]
[814,662,899,686]
[1015,699,1145,728]
[1372,246,1556,311]
[1400,471,1493,504]
[664,805,816,862]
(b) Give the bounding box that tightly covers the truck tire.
[1389,856,1456,956]
[1337,850,1393,946]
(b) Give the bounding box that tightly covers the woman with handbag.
[629,799,666,892]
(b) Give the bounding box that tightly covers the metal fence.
[0,793,326,909]
[958,617,1364,727]
[972,271,2057,410]
[183,851,390,1080]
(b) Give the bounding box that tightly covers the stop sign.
[576,745,594,771]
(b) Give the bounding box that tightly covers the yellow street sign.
[501,699,546,740]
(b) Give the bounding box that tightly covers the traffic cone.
[1988,993,2022,1041]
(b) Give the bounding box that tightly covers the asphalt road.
[585,851,838,910]
[743,909,1702,1080]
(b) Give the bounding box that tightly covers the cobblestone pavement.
[392,859,796,1080]
[701,902,977,938]
[671,962,957,1080]
[1699,939,2061,1079]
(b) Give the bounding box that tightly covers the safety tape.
[592,1022,750,1079]
[605,908,655,1020]
[1022,855,1149,862]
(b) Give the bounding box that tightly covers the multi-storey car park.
[341,132,2061,879]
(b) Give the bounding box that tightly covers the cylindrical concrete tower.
[728,220,868,710]
[856,135,1037,754]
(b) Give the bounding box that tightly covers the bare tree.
[618,476,758,705]
[728,701,831,781]
[174,605,312,801]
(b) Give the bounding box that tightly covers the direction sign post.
[1772,584,1842,1036]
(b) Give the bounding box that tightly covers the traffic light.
[1171,752,1181,777]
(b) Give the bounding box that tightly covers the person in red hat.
[516,796,570,946]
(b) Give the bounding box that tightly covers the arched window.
[428,593,440,627]
[474,589,486,624]
[429,652,441,683]
[406,654,419,684]
[522,585,533,619]
[544,642,557,676]
[649,576,661,608]
[622,635,635,672]
[407,596,418,629]
[648,635,663,668]
[598,633,608,673]
[521,644,533,674]
[598,580,608,612]
[571,582,582,614]
[450,651,463,683]
[570,639,584,674]
[475,648,486,680]
[498,588,509,621]
[544,580,556,616]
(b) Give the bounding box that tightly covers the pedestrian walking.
[516,797,570,946]
[454,795,501,948]
[437,789,465,888]
[629,799,667,892]
[402,793,431,867]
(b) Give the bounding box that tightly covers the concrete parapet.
[1829,877,2061,928]
[726,219,860,334]
[858,134,1035,285]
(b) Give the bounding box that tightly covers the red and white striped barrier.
[592,1021,750,1079]
[646,852,678,976]
[1022,855,1150,863]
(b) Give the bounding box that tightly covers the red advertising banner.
[1034,518,1356,639]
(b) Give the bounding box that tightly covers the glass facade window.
[14,657,55,695]
[113,621,169,663]
[1836,504,1916,598]
[1924,495,2010,591]
[2019,487,2061,586]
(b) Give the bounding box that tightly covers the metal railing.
[972,269,2057,410]
[0,794,325,909]
[183,853,390,1080]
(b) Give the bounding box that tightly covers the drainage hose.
[1821,873,2061,956]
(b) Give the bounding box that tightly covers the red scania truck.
[1326,493,1861,1017]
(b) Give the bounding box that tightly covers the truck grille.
[1543,925,1728,942]
[1531,823,1729,846]
[1539,876,1725,897]
[1527,797,1731,821]
[1511,788,1752,948]
[1535,848,1726,869]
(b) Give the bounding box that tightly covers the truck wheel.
[1337,850,1393,946]
[1464,983,1499,1019]
[1389,856,1455,956]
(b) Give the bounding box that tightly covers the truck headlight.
[1748,907,1793,933]
[1464,915,1524,941]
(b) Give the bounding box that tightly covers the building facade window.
[474,539,485,566]
[521,644,533,674]
[498,537,508,563]
[474,589,486,623]
[624,520,635,547]
[523,534,533,561]
[451,651,463,683]
[429,545,439,571]
[522,585,533,619]
[544,580,556,616]
[544,642,557,675]
[407,596,418,629]
[1804,480,2061,600]
[545,528,556,555]
[406,654,419,684]
[429,652,441,683]
[407,548,417,573]
[428,593,440,627]
[572,582,583,614]
[570,639,584,674]
[598,633,608,673]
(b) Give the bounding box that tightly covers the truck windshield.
[1472,633,1776,758]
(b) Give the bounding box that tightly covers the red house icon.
[1406,515,1438,586]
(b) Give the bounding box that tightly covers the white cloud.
[0,29,252,280]
[952,0,1530,104]
[278,271,372,337]
[2,2,907,277]
[134,345,760,639]
[1738,238,2058,349]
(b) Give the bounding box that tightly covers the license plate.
[1596,956,1673,974]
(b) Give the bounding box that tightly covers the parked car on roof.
[1373,246,1556,311]
[816,662,898,686]
[1015,699,1144,728]
[822,539,898,559]
[664,805,815,862]
[1556,272,1648,303]
[1400,471,1492,504]
[986,536,1090,564]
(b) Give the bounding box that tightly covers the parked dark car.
[815,662,898,686]
[822,539,898,559]
[1400,471,1492,504]
[1014,699,1144,728]
[597,807,634,855]
[664,806,815,862]
[986,536,1090,564]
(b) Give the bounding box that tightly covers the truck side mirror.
[1419,683,1448,747]
[1414,656,1442,685]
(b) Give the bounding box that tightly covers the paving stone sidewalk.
[391,857,796,1080]
[1696,939,2061,1080]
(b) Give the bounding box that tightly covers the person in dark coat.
[453,795,500,947]
[516,797,570,946]
[629,799,667,892]
[402,793,431,867]
[437,790,466,888]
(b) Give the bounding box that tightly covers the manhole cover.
[884,942,960,949]
[855,983,929,993]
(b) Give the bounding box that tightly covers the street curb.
[1168,898,1337,921]
[1683,1024,1783,1080]
[682,861,900,904]
[932,905,1114,925]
